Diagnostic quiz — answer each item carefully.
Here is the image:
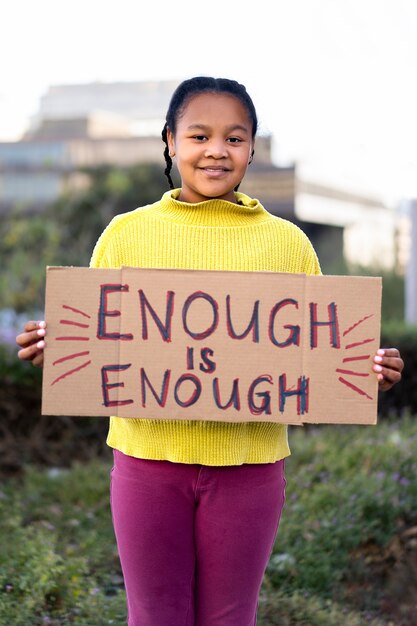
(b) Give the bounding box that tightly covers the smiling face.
[167,92,254,204]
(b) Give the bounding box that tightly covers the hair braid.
[161,123,175,189]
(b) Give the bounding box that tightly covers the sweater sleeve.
[302,236,322,276]
[89,216,122,269]
[289,224,322,276]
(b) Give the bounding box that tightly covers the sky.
[1,0,416,206]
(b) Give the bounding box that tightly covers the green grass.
[0,458,126,625]
[1,416,417,625]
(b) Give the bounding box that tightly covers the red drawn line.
[336,368,369,377]
[55,336,90,341]
[51,360,92,386]
[343,355,370,363]
[62,304,91,319]
[53,351,90,366]
[338,376,373,400]
[345,338,375,349]
[343,314,374,337]
[59,319,90,329]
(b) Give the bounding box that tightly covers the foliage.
[0,210,61,313]
[379,270,405,324]
[381,320,417,345]
[49,163,169,269]
[0,342,42,387]
[263,416,417,624]
[1,418,417,624]
[0,163,169,312]
[0,461,126,625]
[379,322,417,418]
[257,589,389,626]
[0,343,109,474]
[269,416,417,584]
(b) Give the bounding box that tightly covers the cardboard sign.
[42,267,382,424]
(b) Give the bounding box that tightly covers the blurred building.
[0,114,277,210]
[26,81,181,138]
[0,80,403,273]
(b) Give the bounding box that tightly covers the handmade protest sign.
[42,267,382,424]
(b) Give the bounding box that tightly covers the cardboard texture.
[42,267,382,424]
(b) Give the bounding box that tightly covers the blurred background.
[1,1,417,625]
[1,0,416,324]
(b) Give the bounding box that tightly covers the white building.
[26,80,181,138]
[0,80,405,275]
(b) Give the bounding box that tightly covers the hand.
[373,348,403,392]
[16,320,46,368]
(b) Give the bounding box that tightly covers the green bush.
[0,163,169,312]
[379,322,417,417]
[266,416,417,618]
[0,343,110,474]
[1,418,417,624]
[257,589,388,626]
[0,461,126,625]
[0,342,42,387]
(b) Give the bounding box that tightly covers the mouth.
[200,166,230,173]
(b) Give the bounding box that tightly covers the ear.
[167,127,176,158]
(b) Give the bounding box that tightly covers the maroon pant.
[110,450,286,626]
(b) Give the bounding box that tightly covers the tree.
[49,163,170,267]
[1,163,170,313]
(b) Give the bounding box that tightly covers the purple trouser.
[110,450,286,626]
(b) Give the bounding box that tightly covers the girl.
[16,77,403,626]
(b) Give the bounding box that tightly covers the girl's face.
[167,92,254,204]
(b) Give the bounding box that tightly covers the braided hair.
[161,77,258,190]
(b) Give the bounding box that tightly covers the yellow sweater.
[90,189,321,465]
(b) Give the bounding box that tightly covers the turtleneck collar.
[150,189,271,227]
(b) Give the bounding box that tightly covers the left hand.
[373,348,404,392]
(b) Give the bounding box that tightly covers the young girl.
[16,77,403,626]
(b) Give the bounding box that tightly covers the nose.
[204,139,227,159]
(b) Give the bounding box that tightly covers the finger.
[17,340,45,362]
[383,358,404,375]
[376,347,400,358]
[374,348,397,360]
[378,379,395,392]
[373,349,404,372]
[16,325,46,349]
[23,320,42,332]
[16,328,46,349]
[373,357,404,374]
[376,366,402,392]
[378,366,402,385]
[32,351,45,368]
[21,320,46,333]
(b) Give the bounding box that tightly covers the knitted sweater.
[90,189,321,465]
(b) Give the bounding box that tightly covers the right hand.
[16,320,46,368]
